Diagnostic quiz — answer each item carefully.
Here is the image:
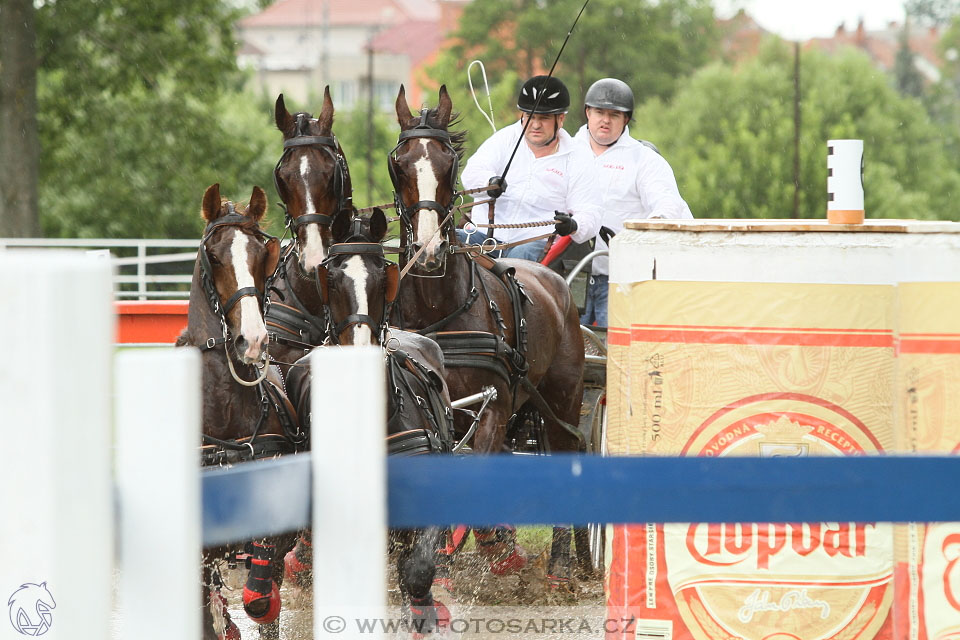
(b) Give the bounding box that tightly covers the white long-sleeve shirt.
[573,124,693,275]
[461,120,601,246]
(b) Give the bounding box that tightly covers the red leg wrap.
[242,580,281,625]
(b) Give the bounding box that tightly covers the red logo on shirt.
[545,167,564,177]
[603,163,625,171]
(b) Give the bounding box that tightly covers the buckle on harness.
[207,337,217,349]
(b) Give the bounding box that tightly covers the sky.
[713,0,910,41]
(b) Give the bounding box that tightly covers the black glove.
[554,212,577,236]
[486,176,507,198]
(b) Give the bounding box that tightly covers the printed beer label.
[607,281,895,639]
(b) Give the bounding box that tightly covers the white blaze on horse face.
[230,231,268,362]
[414,140,443,256]
[299,155,327,271]
[343,256,373,345]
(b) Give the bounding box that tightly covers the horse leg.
[242,539,282,632]
[470,402,529,576]
[399,528,449,639]
[203,558,241,640]
[284,529,313,588]
[537,341,587,589]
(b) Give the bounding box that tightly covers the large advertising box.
[895,282,960,640]
[604,220,960,640]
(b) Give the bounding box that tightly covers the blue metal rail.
[201,454,960,546]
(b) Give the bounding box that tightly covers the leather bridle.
[273,114,351,245]
[313,241,399,345]
[198,207,276,348]
[388,108,460,261]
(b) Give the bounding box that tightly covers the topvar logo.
[7,583,56,636]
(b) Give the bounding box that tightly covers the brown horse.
[265,89,354,374]
[176,183,304,640]
[388,85,587,583]
[283,209,456,636]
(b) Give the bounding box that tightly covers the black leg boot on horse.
[399,527,450,639]
[243,540,283,630]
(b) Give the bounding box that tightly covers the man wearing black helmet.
[563,77,692,326]
[460,75,600,261]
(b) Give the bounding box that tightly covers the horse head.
[274,87,350,273]
[199,183,280,364]
[314,208,396,346]
[390,85,461,273]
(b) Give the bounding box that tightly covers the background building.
[237,0,468,109]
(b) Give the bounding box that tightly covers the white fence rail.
[0,238,197,299]
[1,250,385,640]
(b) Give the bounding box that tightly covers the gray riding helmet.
[584,78,634,122]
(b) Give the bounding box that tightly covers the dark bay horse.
[176,184,305,640]
[388,85,587,583]
[284,209,456,636]
[265,89,354,374]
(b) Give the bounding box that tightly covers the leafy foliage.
[35,0,280,238]
[425,0,719,145]
[634,40,960,220]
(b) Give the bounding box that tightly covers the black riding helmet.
[584,78,634,122]
[517,76,570,114]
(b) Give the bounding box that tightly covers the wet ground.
[221,545,607,639]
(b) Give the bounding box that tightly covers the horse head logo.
[7,582,56,636]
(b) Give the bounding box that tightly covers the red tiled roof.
[369,20,443,66]
[805,20,942,78]
[239,0,423,28]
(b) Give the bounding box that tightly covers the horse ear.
[248,186,267,222]
[331,209,352,244]
[395,85,412,129]
[315,264,330,304]
[275,94,295,137]
[263,236,281,281]
[436,85,453,129]
[370,207,387,243]
[318,85,334,134]
[201,183,221,222]
[385,262,400,304]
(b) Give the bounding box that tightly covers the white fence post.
[311,347,387,639]
[115,349,201,640]
[0,252,114,640]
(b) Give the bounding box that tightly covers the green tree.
[634,40,960,220]
[895,22,926,97]
[29,0,280,239]
[426,0,719,142]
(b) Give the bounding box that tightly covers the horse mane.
[219,198,262,229]
[420,108,466,163]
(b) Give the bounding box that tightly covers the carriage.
[179,85,610,639]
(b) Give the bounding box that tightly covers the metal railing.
[0,238,198,300]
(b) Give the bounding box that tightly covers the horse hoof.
[242,580,281,624]
[221,621,241,640]
[410,598,451,639]
[284,547,312,587]
[210,590,242,640]
[490,547,528,576]
[547,573,573,591]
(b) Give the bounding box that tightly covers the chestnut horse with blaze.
[176,184,305,640]
[388,85,586,584]
[284,209,457,637]
[265,88,354,375]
